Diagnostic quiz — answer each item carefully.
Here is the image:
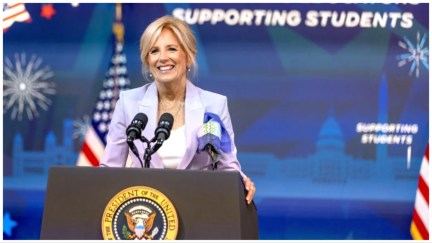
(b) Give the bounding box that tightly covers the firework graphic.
[3,52,56,120]
[397,32,429,78]
[73,115,90,142]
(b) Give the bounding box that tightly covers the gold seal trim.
[101,186,178,240]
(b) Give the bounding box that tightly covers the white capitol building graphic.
[242,110,421,201]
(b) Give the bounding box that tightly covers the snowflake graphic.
[73,115,90,142]
[3,52,56,120]
[397,32,429,78]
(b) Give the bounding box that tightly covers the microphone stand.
[139,136,152,168]
[141,137,166,169]
[127,139,144,168]
[128,136,155,168]
[143,147,151,168]
[204,144,219,170]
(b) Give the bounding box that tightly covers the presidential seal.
[101,186,178,240]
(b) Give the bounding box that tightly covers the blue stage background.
[3,3,429,240]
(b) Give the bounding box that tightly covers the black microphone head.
[132,113,148,130]
[155,113,174,141]
[159,113,174,130]
[126,113,148,142]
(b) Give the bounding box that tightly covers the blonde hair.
[140,15,197,81]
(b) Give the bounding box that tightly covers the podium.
[40,166,258,239]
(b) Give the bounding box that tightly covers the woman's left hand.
[243,176,256,205]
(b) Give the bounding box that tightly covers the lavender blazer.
[100,81,245,177]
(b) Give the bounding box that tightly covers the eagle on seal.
[124,209,157,240]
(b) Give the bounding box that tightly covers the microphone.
[197,118,222,170]
[197,112,233,170]
[142,113,174,168]
[151,113,174,152]
[126,113,148,167]
[126,113,148,143]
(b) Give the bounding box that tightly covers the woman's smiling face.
[147,28,189,84]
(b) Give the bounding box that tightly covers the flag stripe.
[418,175,429,205]
[414,189,429,230]
[84,126,105,160]
[420,156,429,185]
[82,141,100,166]
[3,3,31,31]
[4,9,30,22]
[76,126,105,166]
[412,210,429,240]
[76,153,91,167]
[411,144,429,240]
[4,4,26,18]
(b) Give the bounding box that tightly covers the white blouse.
[156,125,186,169]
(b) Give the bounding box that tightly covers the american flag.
[76,25,130,166]
[3,2,32,32]
[410,144,429,240]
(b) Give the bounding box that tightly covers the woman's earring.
[149,73,153,78]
